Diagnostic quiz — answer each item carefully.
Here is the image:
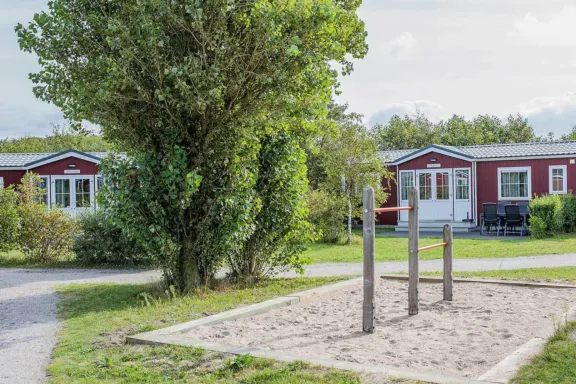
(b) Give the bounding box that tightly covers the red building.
[378,141,576,231]
[0,149,108,216]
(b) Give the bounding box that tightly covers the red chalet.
[0,149,110,216]
[378,141,576,232]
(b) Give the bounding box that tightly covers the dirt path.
[0,268,161,384]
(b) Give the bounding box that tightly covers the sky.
[1,0,575,139]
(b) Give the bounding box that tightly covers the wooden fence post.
[408,187,419,315]
[363,186,375,333]
[443,224,453,301]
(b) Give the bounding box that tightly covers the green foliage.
[307,103,391,244]
[0,186,19,252]
[73,210,153,266]
[226,134,314,282]
[0,125,111,153]
[559,193,576,233]
[17,0,367,290]
[306,189,346,243]
[529,194,576,238]
[17,173,77,262]
[224,354,255,373]
[375,112,540,150]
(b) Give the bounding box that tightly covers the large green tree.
[0,125,111,153]
[17,0,367,290]
[375,113,540,150]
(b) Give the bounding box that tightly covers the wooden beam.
[363,187,376,333]
[443,224,454,301]
[374,206,413,213]
[408,187,419,316]
[418,242,447,252]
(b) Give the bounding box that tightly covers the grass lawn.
[49,276,411,383]
[512,322,576,384]
[422,267,576,285]
[305,233,576,263]
[0,250,149,269]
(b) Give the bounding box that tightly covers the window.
[549,165,567,194]
[498,167,531,200]
[55,179,71,207]
[400,171,414,201]
[0,177,4,188]
[436,172,450,200]
[419,172,432,200]
[455,169,470,200]
[37,177,49,206]
[75,179,92,208]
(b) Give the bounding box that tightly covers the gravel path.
[1,253,575,383]
[0,268,161,384]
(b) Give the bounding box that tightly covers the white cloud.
[518,93,576,135]
[385,32,417,58]
[367,100,448,126]
[513,6,576,46]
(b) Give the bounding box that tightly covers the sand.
[185,279,576,378]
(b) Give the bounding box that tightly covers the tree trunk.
[175,239,200,292]
[347,191,352,245]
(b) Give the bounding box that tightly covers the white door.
[454,168,472,221]
[417,171,435,220]
[398,171,415,222]
[51,176,95,216]
[416,169,454,221]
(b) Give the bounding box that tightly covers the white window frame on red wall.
[549,165,567,194]
[497,167,532,201]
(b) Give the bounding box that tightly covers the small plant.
[224,354,254,373]
[0,186,19,252]
[95,356,114,369]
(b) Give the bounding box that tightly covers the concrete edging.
[381,274,576,289]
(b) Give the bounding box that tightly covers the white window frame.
[38,175,51,208]
[399,170,415,202]
[0,177,4,188]
[549,165,567,194]
[454,168,471,201]
[497,167,532,201]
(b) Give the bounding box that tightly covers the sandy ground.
[187,279,576,378]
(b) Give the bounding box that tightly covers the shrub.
[0,186,19,252]
[306,189,346,243]
[559,193,576,233]
[528,194,563,238]
[17,173,77,262]
[73,210,153,266]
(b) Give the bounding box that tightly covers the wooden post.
[408,187,419,315]
[363,186,375,333]
[443,224,453,301]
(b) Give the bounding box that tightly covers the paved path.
[281,254,576,277]
[0,269,161,384]
[1,253,576,383]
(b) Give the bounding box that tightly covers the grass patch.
[421,267,576,285]
[512,322,576,383]
[305,233,576,263]
[49,276,400,383]
[0,250,150,270]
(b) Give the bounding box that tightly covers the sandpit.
[185,279,576,378]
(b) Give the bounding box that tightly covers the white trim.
[453,167,471,201]
[549,165,568,194]
[64,169,81,174]
[0,167,25,170]
[473,162,478,222]
[497,166,532,201]
[399,170,415,202]
[391,147,473,165]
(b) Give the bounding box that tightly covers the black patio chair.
[497,201,511,215]
[504,204,525,236]
[481,203,502,236]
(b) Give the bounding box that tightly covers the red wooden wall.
[476,158,576,217]
[30,157,99,175]
[398,151,472,171]
[377,166,398,225]
[0,170,26,187]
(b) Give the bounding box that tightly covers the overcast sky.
[1,0,575,139]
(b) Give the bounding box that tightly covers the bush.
[528,194,563,238]
[0,186,19,252]
[306,189,346,243]
[73,210,153,266]
[17,173,77,263]
[559,193,576,233]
